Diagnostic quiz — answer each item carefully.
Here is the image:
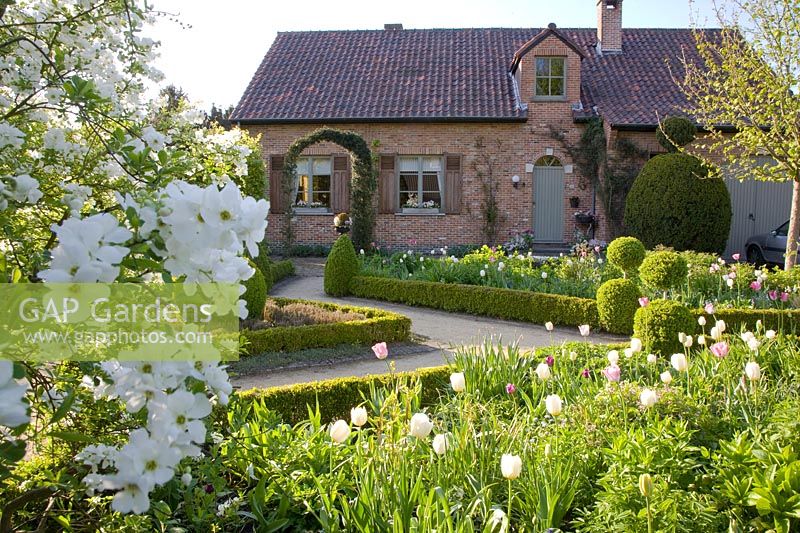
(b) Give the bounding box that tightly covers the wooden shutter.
[331,154,351,213]
[443,153,462,214]
[378,154,397,214]
[269,155,285,214]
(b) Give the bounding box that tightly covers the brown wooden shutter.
[269,155,285,214]
[443,153,462,214]
[331,154,351,213]
[378,154,397,214]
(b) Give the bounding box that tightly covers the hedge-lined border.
[350,276,600,328]
[237,366,449,425]
[693,308,800,333]
[270,260,294,284]
[241,297,410,355]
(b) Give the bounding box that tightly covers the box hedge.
[237,366,450,425]
[241,297,411,355]
[694,308,800,334]
[350,276,600,327]
[270,259,295,283]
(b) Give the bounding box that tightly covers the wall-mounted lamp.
[512,174,521,189]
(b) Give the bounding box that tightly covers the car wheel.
[747,245,766,265]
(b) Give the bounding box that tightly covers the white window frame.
[294,156,332,209]
[398,156,444,211]
[534,56,567,100]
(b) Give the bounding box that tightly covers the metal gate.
[724,158,792,257]
[533,158,565,243]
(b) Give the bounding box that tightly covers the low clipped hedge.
[237,366,449,425]
[241,297,410,355]
[350,276,600,328]
[270,259,295,283]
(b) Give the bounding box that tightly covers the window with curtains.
[398,156,443,210]
[534,57,566,99]
[294,157,331,208]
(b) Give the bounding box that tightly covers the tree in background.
[678,0,800,269]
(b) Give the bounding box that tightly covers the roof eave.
[231,115,528,125]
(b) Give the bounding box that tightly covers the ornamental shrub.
[623,153,732,254]
[606,236,646,276]
[639,251,688,293]
[596,278,640,334]
[324,235,359,296]
[656,116,697,152]
[242,261,267,319]
[270,259,295,283]
[633,299,695,355]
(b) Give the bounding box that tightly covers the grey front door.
[533,161,565,243]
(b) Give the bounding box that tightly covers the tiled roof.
[232,27,718,127]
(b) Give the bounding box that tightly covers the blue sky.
[147,0,720,109]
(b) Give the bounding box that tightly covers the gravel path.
[234,264,624,390]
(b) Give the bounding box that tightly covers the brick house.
[231,0,716,250]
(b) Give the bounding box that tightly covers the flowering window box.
[293,206,329,215]
[401,207,441,215]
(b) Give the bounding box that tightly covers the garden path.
[234,261,625,390]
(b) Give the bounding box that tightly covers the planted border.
[350,276,600,328]
[694,308,800,333]
[241,297,410,355]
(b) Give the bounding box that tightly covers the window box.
[401,207,441,215]
[294,207,330,215]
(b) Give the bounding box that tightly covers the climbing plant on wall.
[283,128,376,250]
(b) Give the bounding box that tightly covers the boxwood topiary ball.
[656,116,697,153]
[633,299,694,355]
[596,278,641,334]
[606,236,646,276]
[639,251,688,293]
[242,260,267,320]
[324,234,360,296]
[623,153,732,254]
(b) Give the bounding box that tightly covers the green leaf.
[49,431,94,443]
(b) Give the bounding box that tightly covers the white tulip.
[535,362,551,381]
[683,336,693,348]
[409,412,434,439]
[745,361,761,381]
[747,337,760,352]
[697,335,706,345]
[545,321,554,331]
[545,394,562,417]
[727,278,734,288]
[181,473,192,486]
[710,326,722,341]
[716,320,726,333]
[624,348,634,359]
[671,353,688,372]
[329,420,350,443]
[678,332,687,344]
[765,329,776,340]
[630,338,643,353]
[698,316,706,326]
[432,433,449,455]
[569,351,578,362]
[639,388,658,408]
[449,372,466,393]
[578,324,591,337]
[660,371,673,385]
[647,353,658,364]
[350,407,368,427]
[607,350,620,365]
[501,454,522,480]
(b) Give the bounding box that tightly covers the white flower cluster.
[0,361,29,430]
[39,213,131,283]
[61,182,93,216]
[0,174,43,210]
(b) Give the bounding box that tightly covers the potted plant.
[569,196,580,208]
[574,210,595,225]
[333,212,351,234]
[402,194,440,214]
[293,200,329,214]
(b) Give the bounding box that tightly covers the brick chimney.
[597,0,623,54]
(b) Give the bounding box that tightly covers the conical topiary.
[324,235,359,296]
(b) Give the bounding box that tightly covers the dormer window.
[534,57,566,99]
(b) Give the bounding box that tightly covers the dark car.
[745,220,788,265]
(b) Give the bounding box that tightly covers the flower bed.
[241,297,411,354]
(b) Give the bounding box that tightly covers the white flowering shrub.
[0,0,268,520]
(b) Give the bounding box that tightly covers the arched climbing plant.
[282,127,376,250]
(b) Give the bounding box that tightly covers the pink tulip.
[602,364,621,382]
[768,290,778,301]
[581,368,590,378]
[372,342,389,360]
[710,341,729,358]
[505,383,516,395]
[732,253,740,261]
[750,281,762,291]
[545,355,555,367]
[638,297,650,307]
[781,292,790,302]
[704,302,715,315]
